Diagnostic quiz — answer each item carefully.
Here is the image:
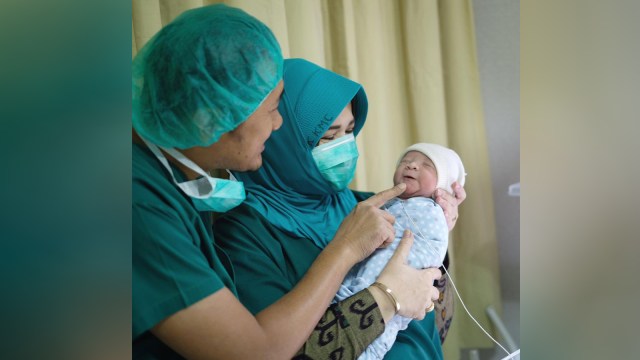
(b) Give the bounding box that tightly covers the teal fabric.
[214,191,443,359]
[132,4,283,149]
[385,311,444,360]
[133,143,237,359]
[231,58,368,248]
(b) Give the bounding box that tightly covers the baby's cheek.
[392,172,402,185]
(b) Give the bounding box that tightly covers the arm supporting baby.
[152,184,433,360]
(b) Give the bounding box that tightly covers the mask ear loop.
[140,136,217,198]
[395,200,516,357]
[314,133,355,152]
[139,136,185,184]
[140,136,210,179]
[160,147,211,178]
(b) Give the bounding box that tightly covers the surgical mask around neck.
[141,137,245,212]
[311,133,359,191]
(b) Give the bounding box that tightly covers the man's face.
[393,151,438,199]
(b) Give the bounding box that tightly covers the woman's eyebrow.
[327,119,355,130]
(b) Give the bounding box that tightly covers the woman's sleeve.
[293,289,384,359]
[214,210,384,359]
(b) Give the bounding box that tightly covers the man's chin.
[245,157,263,172]
[228,157,262,173]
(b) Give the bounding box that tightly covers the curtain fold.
[132,0,501,355]
[439,0,502,353]
[283,0,325,65]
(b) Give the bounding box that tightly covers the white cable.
[500,349,520,360]
[396,201,511,356]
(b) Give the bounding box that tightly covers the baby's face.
[393,151,438,199]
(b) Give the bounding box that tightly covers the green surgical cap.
[132,4,283,149]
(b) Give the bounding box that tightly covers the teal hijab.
[232,58,368,249]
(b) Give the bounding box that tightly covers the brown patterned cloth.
[293,289,385,360]
[434,272,455,344]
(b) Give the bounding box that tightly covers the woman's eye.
[346,129,354,134]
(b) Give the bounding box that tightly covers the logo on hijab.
[307,115,335,146]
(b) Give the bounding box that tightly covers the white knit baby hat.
[398,143,466,193]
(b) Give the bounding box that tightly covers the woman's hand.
[331,183,406,264]
[434,182,467,231]
[371,230,441,323]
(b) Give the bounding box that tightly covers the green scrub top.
[133,143,237,359]
[214,191,443,360]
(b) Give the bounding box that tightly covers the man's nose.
[273,112,283,131]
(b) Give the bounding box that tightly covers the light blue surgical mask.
[312,133,359,191]
[141,137,246,212]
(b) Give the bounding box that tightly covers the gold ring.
[425,303,435,313]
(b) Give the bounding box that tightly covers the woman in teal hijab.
[232,58,368,249]
[216,59,457,359]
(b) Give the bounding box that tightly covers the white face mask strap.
[160,147,210,179]
[140,137,182,184]
[139,137,214,198]
[226,169,238,181]
[315,133,355,152]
